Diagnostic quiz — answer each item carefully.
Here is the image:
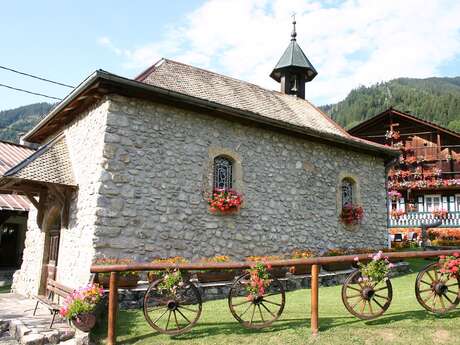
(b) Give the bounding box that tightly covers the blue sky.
[1,0,460,111]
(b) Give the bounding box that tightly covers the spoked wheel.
[415,262,460,314]
[342,270,393,320]
[228,273,285,329]
[143,277,202,336]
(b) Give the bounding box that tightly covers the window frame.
[424,194,442,212]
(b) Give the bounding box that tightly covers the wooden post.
[311,264,319,336]
[108,272,118,345]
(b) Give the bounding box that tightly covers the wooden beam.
[48,185,65,206]
[311,264,319,336]
[36,189,48,228]
[24,193,40,209]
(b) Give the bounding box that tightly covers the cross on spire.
[291,13,297,41]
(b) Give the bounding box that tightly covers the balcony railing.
[389,211,460,227]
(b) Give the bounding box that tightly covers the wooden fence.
[90,249,460,345]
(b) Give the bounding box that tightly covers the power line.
[0,65,75,88]
[0,83,62,100]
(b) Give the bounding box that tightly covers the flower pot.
[71,313,96,332]
[196,270,238,283]
[289,264,312,275]
[323,262,352,272]
[98,274,139,288]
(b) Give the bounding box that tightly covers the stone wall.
[12,100,109,295]
[12,206,44,295]
[93,95,388,262]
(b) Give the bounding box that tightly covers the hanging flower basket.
[208,189,243,213]
[388,190,402,201]
[339,204,364,226]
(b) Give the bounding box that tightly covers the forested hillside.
[0,103,53,142]
[321,77,460,131]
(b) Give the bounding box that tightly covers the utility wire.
[0,65,75,88]
[0,83,62,100]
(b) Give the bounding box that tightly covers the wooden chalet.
[349,108,460,230]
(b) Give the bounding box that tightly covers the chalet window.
[456,194,460,211]
[425,195,441,212]
[341,179,353,207]
[213,156,233,190]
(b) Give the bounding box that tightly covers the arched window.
[214,156,233,190]
[341,179,354,207]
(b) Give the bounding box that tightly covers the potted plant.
[322,248,353,271]
[93,258,140,288]
[246,262,272,301]
[59,284,103,332]
[157,269,185,295]
[147,256,189,283]
[339,204,364,226]
[289,250,316,275]
[353,251,394,283]
[196,255,239,283]
[208,189,243,214]
[246,255,287,278]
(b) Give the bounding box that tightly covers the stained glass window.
[342,180,353,207]
[214,156,233,190]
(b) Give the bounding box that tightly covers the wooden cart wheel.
[143,276,202,336]
[415,262,460,314]
[228,272,285,329]
[342,270,393,320]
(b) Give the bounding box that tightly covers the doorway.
[39,208,61,294]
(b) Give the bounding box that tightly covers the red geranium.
[439,253,460,278]
[208,189,243,213]
[339,204,364,225]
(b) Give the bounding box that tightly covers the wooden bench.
[33,279,74,328]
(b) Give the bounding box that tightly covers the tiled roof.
[4,135,76,186]
[0,194,30,211]
[136,59,349,139]
[0,141,34,211]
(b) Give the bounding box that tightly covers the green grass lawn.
[93,258,460,345]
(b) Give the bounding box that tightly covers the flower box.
[322,262,353,272]
[268,267,287,278]
[289,264,312,275]
[196,270,239,283]
[97,274,139,289]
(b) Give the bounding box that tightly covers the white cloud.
[100,0,460,104]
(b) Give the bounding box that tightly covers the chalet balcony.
[389,211,460,228]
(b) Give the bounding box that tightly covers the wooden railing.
[90,249,460,345]
[389,211,460,227]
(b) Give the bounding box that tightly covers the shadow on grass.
[95,307,460,344]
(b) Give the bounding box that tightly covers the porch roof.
[1,135,76,187]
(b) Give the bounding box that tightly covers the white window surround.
[425,194,442,212]
[455,194,460,212]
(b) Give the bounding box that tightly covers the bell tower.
[270,18,317,99]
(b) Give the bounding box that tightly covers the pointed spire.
[291,14,297,41]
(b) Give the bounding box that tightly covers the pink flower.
[388,263,395,268]
[353,257,359,262]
